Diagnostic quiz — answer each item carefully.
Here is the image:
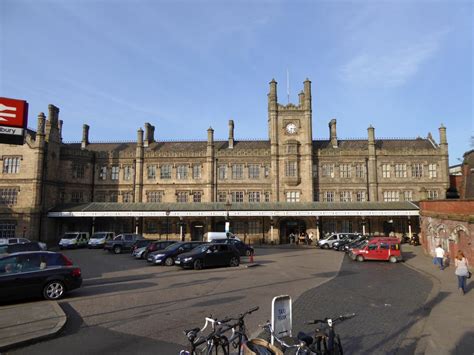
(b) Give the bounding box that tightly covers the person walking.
[454,250,470,295]
[435,244,445,270]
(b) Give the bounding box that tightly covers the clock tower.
[268,78,314,202]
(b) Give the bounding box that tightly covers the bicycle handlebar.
[306,313,356,325]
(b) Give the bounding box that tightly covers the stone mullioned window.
[0,188,19,206]
[2,157,21,174]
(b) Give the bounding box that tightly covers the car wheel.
[43,280,66,300]
[113,245,122,254]
[245,249,252,257]
[389,256,398,263]
[165,257,174,266]
[229,256,240,267]
[322,244,329,249]
[194,259,203,270]
[356,255,365,262]
[142,252,148,259]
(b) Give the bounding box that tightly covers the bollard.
[249,252,254,263]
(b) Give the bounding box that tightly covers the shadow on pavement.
[192,295,243,307]
[67,281,156,299]
[452,330,474,355]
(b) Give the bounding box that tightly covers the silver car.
[318,233,360,249]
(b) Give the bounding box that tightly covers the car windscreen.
[91,233,107,239]
[164,243,183,251]
[62,234,79,239]
[113,236,123,241]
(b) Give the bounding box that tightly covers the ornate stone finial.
[37,112,46,136]
[270,78,276,83]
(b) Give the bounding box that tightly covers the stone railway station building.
[0,79,450,244]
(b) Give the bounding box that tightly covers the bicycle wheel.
[333,335,343,355]
[242,339,283,355]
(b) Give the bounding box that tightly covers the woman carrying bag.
[454,250,471,295]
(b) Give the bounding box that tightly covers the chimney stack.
[368,125,375,144]
[144,122,155,147]
[207,127,214,144]
[439,124,447,145]
[329,119,338,148]
[228,120,234,149]
[81,124,89,149]
[137,128,144,147]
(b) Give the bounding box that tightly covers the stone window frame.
[122,191,133,203]
[264,191,271,202]
[382,164,391,178]
[218,165,227,180]
[248,164,260,179]
[403,190,413,201]
[286,191,300,203]
[355,163,365,178]
[322,191,334,202]
[176,191,189,203]
[395,163,407,178]
[427,190,439,200]
[248,191,261,203]
[176,164,189,180]
[192,164,202,180]
[160,164,172,179]
[411,163,423,178]
[123,165,133,181]
[147,191,163,203]
[321,164,335,178]
[339,191,352,202]
[217,191,227,203]
[232,164,244,180]
[99,166,107,180]
[312,164,318,178]
[383,190,400,202]
[356,191,366,202]
[264,165,270,178]
[0,222,16,238]
[109,192,118,202]
[111,166,120,181]
[340,164,351,178]
[0,187,19,206]
[2,156,21,174]
[428,163,437,178]
[192,191,202,203]
[71,191,84,203]
[147,165,157,180]
[72,163,85,179]
[285,161,297,177]
[231,191,244,203]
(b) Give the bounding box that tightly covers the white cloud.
[339,30,449,88]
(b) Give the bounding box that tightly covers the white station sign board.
[271,295,292,345]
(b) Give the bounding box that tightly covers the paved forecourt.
[10,246,344,354]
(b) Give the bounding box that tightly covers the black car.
[344,236,370,252]
[332,234,362,251]
[0,251,82,301]
[213,238,254,256]
[147,241,207,266]
[175,243,240,270]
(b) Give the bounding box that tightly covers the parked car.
[318,233,360,249]
[205,232,241,243]
[141,240,177,259]
[349,237,402,263]
[88,232,115,248]
[59,232,90,249]
[0,238,47,250]
[213,238,254,256]
[0,242,45,256]
[104,234,144,254]
[332,234,363,251]
[130,239,157,254]
[175,243,240,270]
[0,251,82,301]
[147,241,207,266]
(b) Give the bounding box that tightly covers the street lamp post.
[165,209,170,241]
[225,200,231,233]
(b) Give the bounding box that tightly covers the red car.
[349,237,402,263]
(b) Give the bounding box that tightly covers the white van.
[59,232,90,249]
[88,231,115,248]
[205,232,240,243]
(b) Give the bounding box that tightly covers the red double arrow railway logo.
[0,97,28,128]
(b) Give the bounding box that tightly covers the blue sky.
[1,0,472,164]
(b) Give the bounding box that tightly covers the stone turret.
[367,125,377,201]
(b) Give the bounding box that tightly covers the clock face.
[286,123,297,134]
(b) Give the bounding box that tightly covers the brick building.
[0,79,450,244]
[420,200,473,264]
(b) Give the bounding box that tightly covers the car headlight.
[183,257,193,262]
[154,254,165,259]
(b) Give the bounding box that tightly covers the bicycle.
[181,307,259,355]
[257,321,312,354]
[305,313,356,355]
